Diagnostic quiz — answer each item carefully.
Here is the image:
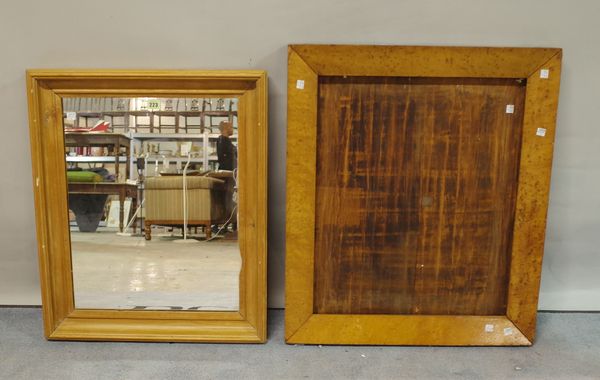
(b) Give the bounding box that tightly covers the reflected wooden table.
[68,182,138,233]
[64,133,131,180]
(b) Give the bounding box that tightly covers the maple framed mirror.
[286,45,562,346]
[27,70,268,342]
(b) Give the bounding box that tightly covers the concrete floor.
[71,230,240,311]
[0,309,599,379]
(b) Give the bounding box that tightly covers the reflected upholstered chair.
[144,176,227,240]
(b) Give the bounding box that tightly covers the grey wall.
[1,0,599,310]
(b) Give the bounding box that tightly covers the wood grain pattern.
[27,70,268,343]
[52,318,261,343]
[38,86,75,329]
[289,314,530,346]
[507,52,563,340]
[285,45,562,345]
[291,45,559,79]
[238,75,269,341]
[314,77,525,315]
[26,75,49,333]
[284,48,319,339]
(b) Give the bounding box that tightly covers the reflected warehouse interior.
[62,97,241,311]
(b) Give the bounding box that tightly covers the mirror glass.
[62,97,240,311]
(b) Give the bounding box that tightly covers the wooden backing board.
[286,45,562,346]
[314,76,525,316]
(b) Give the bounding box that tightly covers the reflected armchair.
[144,176,227,240]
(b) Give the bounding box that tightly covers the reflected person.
[216,121,237,171]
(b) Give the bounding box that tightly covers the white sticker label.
[296,79,305,90]
[506,105,515,114]
[485,324,494,333]
[504,327,513,336]
[66,112,77,120]
[540,69,550,79]
[536,127,547,137]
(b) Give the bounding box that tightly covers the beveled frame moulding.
[27,70,268,342]
[285,45,562,346]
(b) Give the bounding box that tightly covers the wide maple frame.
[286,45,562,346]
[27,69,268,342]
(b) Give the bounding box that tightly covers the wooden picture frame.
[286,45,562,346]
[27,70,268,342]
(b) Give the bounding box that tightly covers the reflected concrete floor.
[70,229,240,311]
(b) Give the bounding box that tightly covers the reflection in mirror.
[62,97,240,311]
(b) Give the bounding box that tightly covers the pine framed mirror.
[286,45,562,345]
[27,70,267,342]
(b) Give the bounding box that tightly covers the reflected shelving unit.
[62,97,239,177]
